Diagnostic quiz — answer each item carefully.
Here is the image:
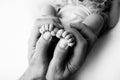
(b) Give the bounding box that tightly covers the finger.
[52,39,70,65]
[32,32,52,64]
[70,23,97,47]
[63,28,87,76]
[28,25,41,63]
[46,39,70,80]
[30,32,53,77]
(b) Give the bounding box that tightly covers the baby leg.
[39,4,61,41]
[39,4,57,17]
[56,29,75,48]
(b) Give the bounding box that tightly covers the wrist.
[19,67,46,80]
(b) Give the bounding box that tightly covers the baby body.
[58,4,92,27]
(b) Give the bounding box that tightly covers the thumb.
[70,23,97,48]
[46,39,70,80]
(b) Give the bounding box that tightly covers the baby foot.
[39,24,59,41]
[56,29,75,48]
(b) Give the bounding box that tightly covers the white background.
[0,0,120,80]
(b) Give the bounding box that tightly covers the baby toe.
[51,28,59,36]
[39,28,43,34]
[39,25,45,34]
[62,31,68,38]
[68,42,75,47]
[41,25,46,33]
[49,24,54,31]
[65,34,73,40]
[67,38,74,43]
[56,29,64,38]
[44,24,49,31]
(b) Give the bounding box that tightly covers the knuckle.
[49,66,63,80]
[67,63,79,73]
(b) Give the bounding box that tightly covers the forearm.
[19,67,46,80]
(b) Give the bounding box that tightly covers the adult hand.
[19,19,97,80]
[19,31,52,80]
[46,23,97,80]
[19,19,57,80]
[45,28,86,80]
[70,22,97,49]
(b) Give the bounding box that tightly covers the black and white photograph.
[0,0,120,80]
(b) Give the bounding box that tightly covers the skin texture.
[19,0,120,80]
[109,0,120,28]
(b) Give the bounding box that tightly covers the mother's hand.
[70,22,97,50]
[46,24,97,80]
[19,20,97,80]
[19,19,58,80]
[19,29,53,80]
